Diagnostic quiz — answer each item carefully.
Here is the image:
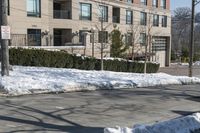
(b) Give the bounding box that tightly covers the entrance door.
[27,29,41,46]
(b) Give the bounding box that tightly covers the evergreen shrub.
[9,48,160,73]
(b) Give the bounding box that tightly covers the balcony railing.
[53,10,71,19]
[113,16,120,23]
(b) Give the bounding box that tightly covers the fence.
[10,34,27,46]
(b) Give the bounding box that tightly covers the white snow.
[0,65,200,95]
[194,61,200,66]
[104,113,200,133]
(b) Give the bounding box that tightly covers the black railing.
[53,10,71,19]
[113,16,120,23]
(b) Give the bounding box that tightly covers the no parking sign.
[1,26,11,40]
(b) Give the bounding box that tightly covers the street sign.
[1,26,11,40]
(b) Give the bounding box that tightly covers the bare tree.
[93,0,112,70]
[172,7,191,58]
[127,21,145,61]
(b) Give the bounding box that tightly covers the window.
[126,10,133,24]
[161,16,167,27]
[160,0,166,9]
[79,30,88,43]
[113,7,120,23]
[125,33,132,46]
[27,29,41,46]
[153,14,159,27]
[152,37,167,51]
[141,0,147,5]
[99,5,108,22]
[80,3,92,20]
[152,0,158,7]
[27,0,41,17]
[99,31,108,43]
[127,0,133,3]
[8,0,10,15]
[140,12,147,26]
[140,33,146,45]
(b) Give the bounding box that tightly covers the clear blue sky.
[171,0,200,11]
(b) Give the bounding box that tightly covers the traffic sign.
[1,26,11,40]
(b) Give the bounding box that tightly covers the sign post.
[1,26,11,40]
[1,0,10,76]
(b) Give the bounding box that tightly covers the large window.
[27,0,41,17]
[140,12,147,26]
[160,0,166,9]
[79,30,88,43]
[127,0,133,4]
[99,5,108,22]
[113,7,120,23]
[141,0,147,5]
[125,33,132,46]
[126,10,133,24]
[162,16,167,27]
[152,0,158,7]
[8,0,10,15]
[27,29,41,46]
[99,31,108,43]
[152,37,167,51]
[153,14,159,27]
[80,3,92,20]
[140,33,146,45]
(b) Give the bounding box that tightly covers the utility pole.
[1,0,10,76]
[189,0,200,77]
[144,11,151,74]
[189,0,195,77]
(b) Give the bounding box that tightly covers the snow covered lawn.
[0,65,200,95]
[104,113,200,133]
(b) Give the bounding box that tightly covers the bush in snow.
[9,48,160,73]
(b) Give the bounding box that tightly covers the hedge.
[9,48,160,73]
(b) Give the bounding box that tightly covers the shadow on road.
[171,110,200,116]
[0,102,103,133]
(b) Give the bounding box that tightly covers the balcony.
[53,10,71,19]
[113,7,120,23]
[53,0,72,19]
[113,16,120,23]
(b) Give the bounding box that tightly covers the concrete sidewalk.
[0,85,200,133]
[159,65,200,78]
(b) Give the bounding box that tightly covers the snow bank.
[0,66,200,95]
[194,61,200,66]
[104,113,200,133]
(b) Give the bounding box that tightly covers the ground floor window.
[27,29,41,46]
[98,31,108,43]
[54,29,72,46]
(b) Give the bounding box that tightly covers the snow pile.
[0,66,200,95]
[104,113,200,133]
[194,61,200,66]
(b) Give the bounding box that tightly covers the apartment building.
[7,0,171,67]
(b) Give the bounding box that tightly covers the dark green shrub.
[9,48,160,73]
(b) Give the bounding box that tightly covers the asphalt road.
[0,85,200,133]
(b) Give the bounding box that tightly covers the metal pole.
[100,17,104,71]
[144,36,148,74]
[1,0,9,76]
[189,0,195,77]
[92,31,94,57]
